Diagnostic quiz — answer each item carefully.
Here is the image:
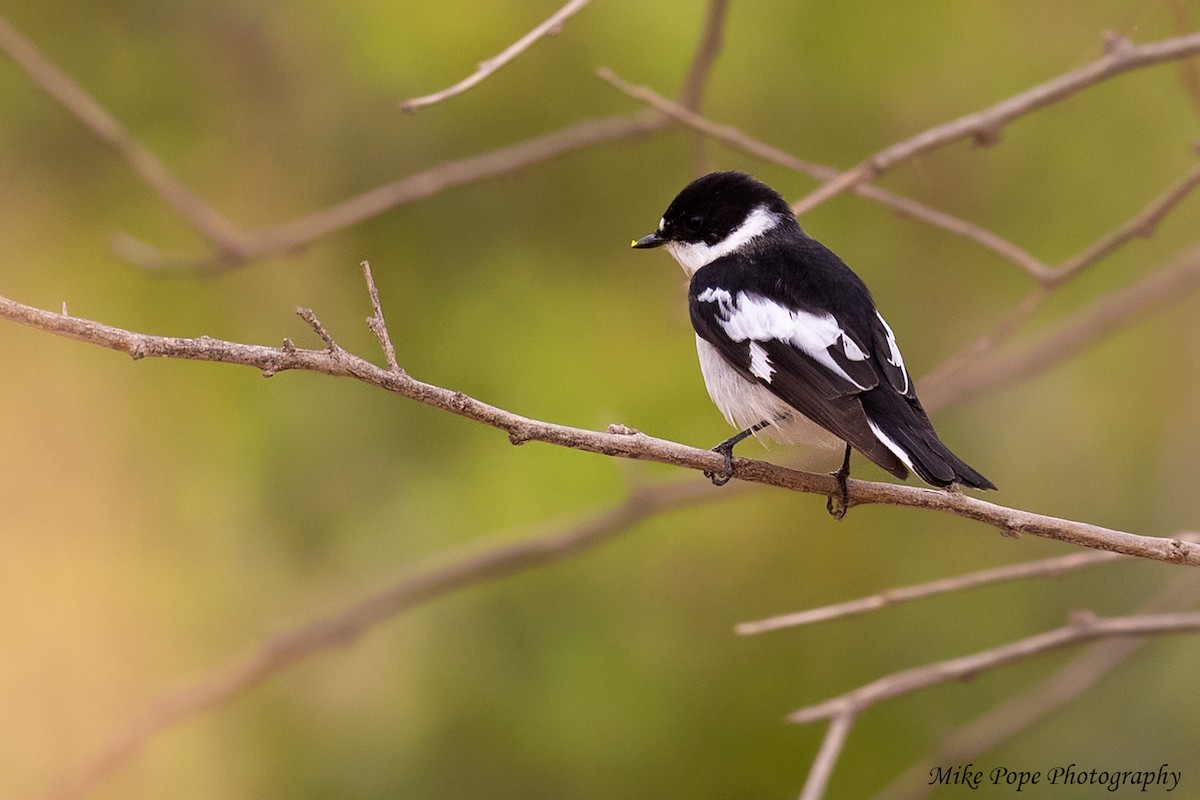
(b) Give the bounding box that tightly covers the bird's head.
[631,171,797,275]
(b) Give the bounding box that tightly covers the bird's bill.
[631,231,667,249]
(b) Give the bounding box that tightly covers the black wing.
[689,255,994,489]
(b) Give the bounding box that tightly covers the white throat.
[665,205,782,276]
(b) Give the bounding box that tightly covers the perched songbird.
[632,171,994,509]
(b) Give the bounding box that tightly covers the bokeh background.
[2,1,1199,797]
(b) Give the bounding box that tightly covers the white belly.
[695,336,842,452]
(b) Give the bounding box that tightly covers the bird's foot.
[825,472,849,520]
[704,442,736,486]
[826,444,852,520]
[703,422,768,487]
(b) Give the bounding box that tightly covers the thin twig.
[400,0,594,112]
[596,67,1052,280]
[677,0,731,111]
[736,550,1127,635]
[0,14,247,256]
[874,570,1200,800]
[677,0,731,173]
[1046,159,1200,285]
[924,243,1200,409]
[921,161,1200,395]
[790,31,1200,216]
[1169,0,1200,118]
[799,711,858,800]
[115,110,667,273]
[788,611,1200,725]
[360,260,400,373]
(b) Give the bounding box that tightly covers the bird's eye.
[684,214,704,233]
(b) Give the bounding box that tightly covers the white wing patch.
[696,290,871,390]
[875,311,909,394]
[665,205,783,276]
[747,342,775,381]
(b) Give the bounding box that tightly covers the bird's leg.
[826,443,852,519]
[706,420,770,486]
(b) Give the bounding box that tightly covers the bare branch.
[399,0,593,113]
[925,243,1200,409]
[677,0,731,111]
[122,110,666,273]
[596,67,1052,280]
[25,234,1200,797]
[875,572,1200,800]
[736,550,1127,635]
[1046,160,1200,285]
[790,31,1200,216]
[0,14,247,256]
[43,486,670,800]
[2,287,1199,569]
[923,161,1200,395]
[676,0,731,173]
[1169,0,1200,118]
[788,611,1200,725]
[1,14,664,272]
[799,711,858,800]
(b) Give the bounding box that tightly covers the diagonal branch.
[735,549,1128,635]
[799,711,858,800]
[42,486,666,800]
[21,239,1200,798]
[596,67,1052,280]
[921,164,1200,398]
[360,260,400,372]
[677,0,731,111]
[115,110,667,272]
[790,31,1200,216]
[0,14,248,256]
[923,243,1200,409]
[0,14,669,273]
[1046,159,1200,285]
[399,0,594,112]
[2,287,1199,569]
[788,610,1200,725]
[874,571,1200,800]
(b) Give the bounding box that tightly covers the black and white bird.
[632,171,994,506]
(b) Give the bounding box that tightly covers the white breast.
[695,336,842,452]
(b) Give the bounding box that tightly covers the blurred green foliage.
[2,1,1199,798]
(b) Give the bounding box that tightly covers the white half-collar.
[665,205,782,276]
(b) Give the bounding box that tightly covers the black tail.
[860,389,995,490]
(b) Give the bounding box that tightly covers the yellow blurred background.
[2,1,1198,797]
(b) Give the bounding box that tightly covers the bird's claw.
[826,467,850,520]
[704,444,736,486]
